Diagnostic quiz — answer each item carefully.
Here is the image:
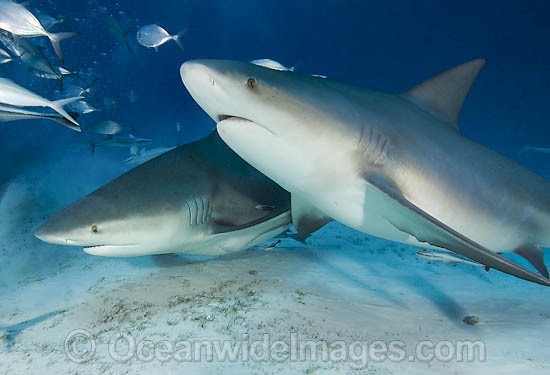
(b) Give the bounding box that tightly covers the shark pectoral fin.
[364,172,550,286]
[513,245,549,279]
[291,194,332,240]
[401,59,486,128]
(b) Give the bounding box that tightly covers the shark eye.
[247,77,257,88]
[91,225,98,233]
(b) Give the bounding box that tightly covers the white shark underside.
[180,59,550,286]
[35,131,292,257]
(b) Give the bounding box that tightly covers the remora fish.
[251,58,306,72]
[0,78,81,125]
[0,0,78,62]
[0,103,80,131]
[416,250,486,269]
[136,24,191,51]
[180,59,550,286]
[35,131,292,257]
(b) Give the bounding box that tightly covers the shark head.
[180,60,359,195]
[34,181,197,257]
[35,133,292,257]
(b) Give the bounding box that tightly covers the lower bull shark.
[35,131,292,256]
[180,59,550,286]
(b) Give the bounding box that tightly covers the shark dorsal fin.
[402,59,486,127]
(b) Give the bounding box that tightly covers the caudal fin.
[173,25,193,51]
[49,96,83,126]
[47,32,79,63]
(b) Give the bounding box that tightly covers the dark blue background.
[2,0,550,184]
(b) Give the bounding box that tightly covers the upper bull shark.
[35,131,292,257]
[180,59,550,286]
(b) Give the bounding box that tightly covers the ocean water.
[1,0,550,374]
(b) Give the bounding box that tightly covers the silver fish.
[417,250,486,268]
[105,16,131,52]
[136,24,191,51]
[91,134,151,154]
[0,0,78,62]
[123,146,177,164]
[85,120,135,135]
[0,103,79,131]
[0,78,81,125]
[36,11,70,32]
[69,100,97,115]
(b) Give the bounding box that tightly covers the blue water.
[2,0,550,183]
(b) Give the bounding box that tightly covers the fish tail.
[50,96,83,127]
[173,25,193,51]
[290,57,308,72]
[130,122,138,136]
[47,32,80,63]
[56,78,63,93]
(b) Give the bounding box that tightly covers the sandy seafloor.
[1,159,550,375]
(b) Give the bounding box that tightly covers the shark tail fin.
[47,32,79,63]
[50,96,83,126]
[173,25,192,51]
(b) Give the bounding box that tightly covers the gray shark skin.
[35,131,291,257]
[180,59,550,286]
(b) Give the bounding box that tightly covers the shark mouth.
[83,244,139,257]
[217,115,275,135]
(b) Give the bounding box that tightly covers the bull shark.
[35,131,292,257]
[180,59,550,286]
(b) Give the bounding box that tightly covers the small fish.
[0,0,78,62]
[520,145,550,154]
[251,58,327,78]
[0,78,81,125]
[69,100,97,115]
[36,11,71,32]
[103,95,118,111]
[136,24,192,51]
[128,89,137,103]
[71,78,100,102]
[0,47,11,64]
[15,39,76,91]
[250,59,297,72]
[92,134,152,153]
[123,146,177,164]
[105,16,132,52]
[0,103,79,131]
[85,120,136,135]
[416,250,488,269]
[264,240,281,251]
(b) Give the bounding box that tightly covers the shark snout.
[34,223,71,245]
[180,60,215,88]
